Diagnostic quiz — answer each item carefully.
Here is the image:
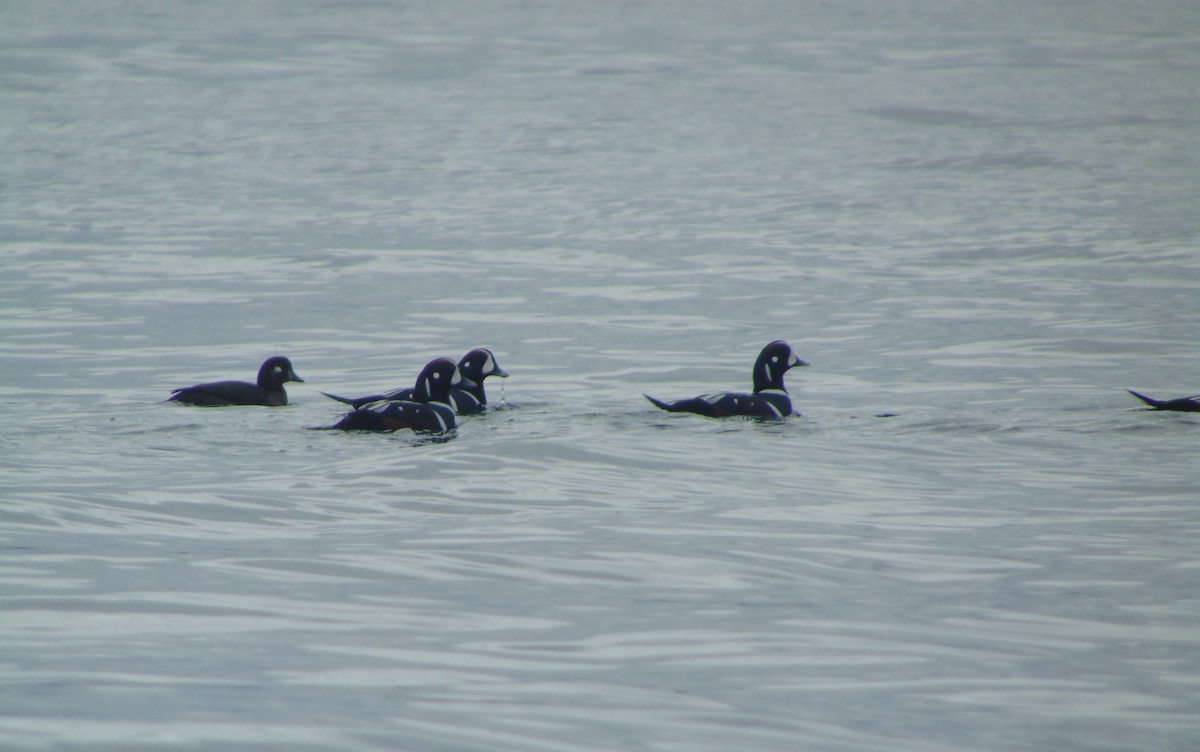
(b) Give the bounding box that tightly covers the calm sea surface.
[2,2,1198,750]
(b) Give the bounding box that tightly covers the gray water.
[2,2,1198,750]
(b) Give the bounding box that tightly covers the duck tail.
[320,391,359,406]
[644,394,675,412]
[1125,389,1162,408]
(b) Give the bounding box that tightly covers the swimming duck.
[168,356,303,406]
[645,341,808,419]
[323,358,468,432]
[1126,389,1200,412]
[322,348,507,414]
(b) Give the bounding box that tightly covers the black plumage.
[645,341,808,419]
[168,356,303,407]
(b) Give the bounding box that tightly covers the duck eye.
[771,356,778,363]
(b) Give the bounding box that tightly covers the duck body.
[326,399,457,433]
[1126,389,1200,412]
[645,390,794,419]
[645,341,808,420]
[168,356,304,406]
[323,348,507,415]
[324,358,466,433]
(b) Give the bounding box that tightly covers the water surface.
[2,2,1198,751]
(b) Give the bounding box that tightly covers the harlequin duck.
[645,341,808,419]
[322,348,508,415]
[168,356,304,406]
[447,348,509,412]
[323,358,467,432]
[1126,389,1200,412]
